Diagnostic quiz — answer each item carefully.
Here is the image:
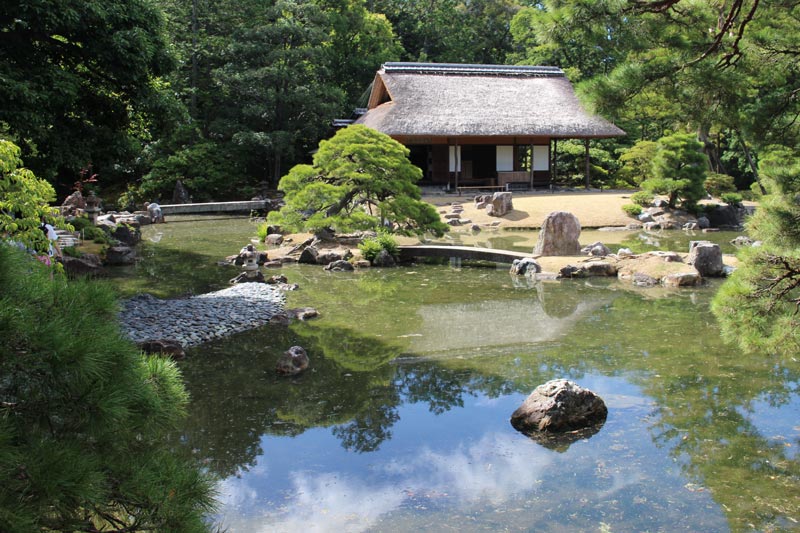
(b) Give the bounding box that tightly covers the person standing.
[40,217,62,259]
[145,202,165,224]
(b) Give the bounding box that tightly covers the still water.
[114,217,799,532]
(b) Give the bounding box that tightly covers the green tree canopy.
[0,246,216,531]
[712,146,800,356]
[0,139,62,255]
[0,0,179,191]
[268,124,448,236]
[642,133,707,208]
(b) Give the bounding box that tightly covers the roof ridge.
[382,62,565,78]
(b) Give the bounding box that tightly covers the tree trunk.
[739,136,765,194]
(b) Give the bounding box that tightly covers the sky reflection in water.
[121,218,799,532]
[211,376,726,533]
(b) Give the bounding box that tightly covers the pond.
[113,217,799,532]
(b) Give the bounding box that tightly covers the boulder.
[687,240,724,277]
[616,253,700,287]
[663,272,703,287]
[138,339,186,361]
[172,179,191,204]
[510,379,607,434]
[705,204,746,229]
[730,235,754,247]
[266,274,288,284]
[61,191,86,215]
[558,261,618,279]
[324,259,354,272]
[372,249,396,267]
[509,257,541,276]
[265,233,284,246]
[61,253,104,278]
[288,307,319,321]
[581,241,611,257]
[533,211,581,256]
[104,245,136,266]
[110,223,141,246]
[269,313,291,326]
[276,346,310,375]
[298,246,319,264]
[486,191,513,217]
[229,270,266,284]
[316,248,352,266]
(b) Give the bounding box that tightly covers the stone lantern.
[84,191,101,225]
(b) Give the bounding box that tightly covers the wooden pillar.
[529,144,534,189]
[584,138,591,190]
[454,140,460,192]
[551,139,558,191]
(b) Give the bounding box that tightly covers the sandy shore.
[424,190,637,229]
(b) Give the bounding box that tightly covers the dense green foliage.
[0,0,178,192]
[629,191,654,207]
[4,0,798,201]
[0,246,215,531]
[643,133,707,209]
[0,140,63,255]
[712,147,800,355]
[268,125,448,236]
[704,173,737,198]
[621,203,642,217]
[358,233,400,262]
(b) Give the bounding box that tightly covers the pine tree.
[712,146,800,355]
[0,246,216,531]
[643,133,707,209]
[268,125,449,237]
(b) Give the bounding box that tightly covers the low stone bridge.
[398,245,533,264]
[159,200,270,215]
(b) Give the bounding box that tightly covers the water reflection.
[119,218,800,531]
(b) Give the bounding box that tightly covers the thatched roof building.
[359,63,624,139]
[352,62,625,190]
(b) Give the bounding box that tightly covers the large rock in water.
[687,240,724,277]
[534,211,582,256]
[276,346,310,375]
[510,379,607,435]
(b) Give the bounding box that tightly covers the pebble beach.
[120,282,286,347]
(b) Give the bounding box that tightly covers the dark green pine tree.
[268,124,449,237]
[712,146,800,356]
[0,247,216,531]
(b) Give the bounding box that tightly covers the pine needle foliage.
[712,146,800,356]
[0,247,216,532]
[268,125,449,237]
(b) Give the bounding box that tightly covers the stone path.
[120,283,286,347]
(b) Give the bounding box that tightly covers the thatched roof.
[356,62,625,139]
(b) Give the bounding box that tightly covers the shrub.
[720,192,743,206]
[622,204,643,217]
[257,221,269,241]
[749,181,764,199]
[704,173,737,197]
[62,246,81,258]
[645,133,707,208]
[630,191,654,207]
[358,233,399,262]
